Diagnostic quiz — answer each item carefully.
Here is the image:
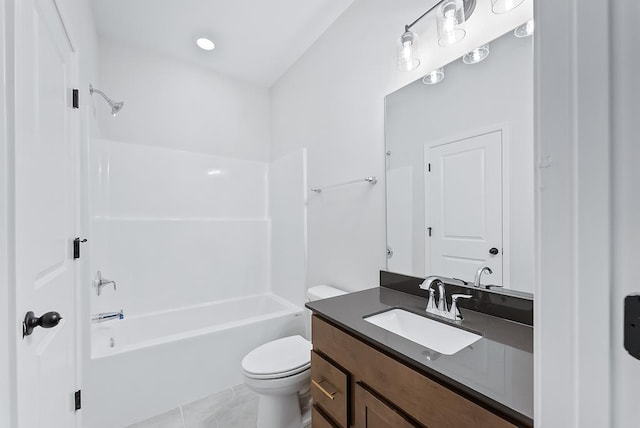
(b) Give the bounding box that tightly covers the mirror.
[385,27,534,293]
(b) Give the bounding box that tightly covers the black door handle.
[489,247,499,255]
[23,311,63,337]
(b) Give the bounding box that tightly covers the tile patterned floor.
[126,384,312,428]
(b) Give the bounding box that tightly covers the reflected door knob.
[23,311,63,337]
[489,247,499,255]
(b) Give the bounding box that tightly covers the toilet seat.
[241,335,311,380]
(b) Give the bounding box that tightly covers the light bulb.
[462,44,490,64]
[422,68,445,85]
[397,31,420,71]
[437,0,466,47]
[514,20,534,38]
[491,0,525,14]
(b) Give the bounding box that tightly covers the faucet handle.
[450,294,473,321]
[426,288,437,312]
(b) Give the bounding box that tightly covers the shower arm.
[89,85,117,106]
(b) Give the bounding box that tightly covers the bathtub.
[84,293,305,428]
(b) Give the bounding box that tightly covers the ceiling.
[90,0,355,88]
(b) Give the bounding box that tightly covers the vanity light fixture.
[491,0,525,14]
[422,68,445,85]
[196,37,215,51]
[437,0,467,47]
[398,30,421,71]
[514,20,534,38]
[462,44,490,64]
[397,0,476,71]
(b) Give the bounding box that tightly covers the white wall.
[270,0,430,292]
[97,39,270,161]
[385,32,534,292]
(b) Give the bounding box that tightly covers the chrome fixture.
[491,0,525,14]
[310,176,377,193]
[397,0,476,71]
[474,266,493,288]
[419,276,473,321]
[514,19,534,38]
[437,0,467,47]
[92,310,124,323]
[94,271,117,296]
[89,84,124,116]
[450,294,473,320]
[398,30,421,71]
[462,44,490,65]
[422,68,445,85]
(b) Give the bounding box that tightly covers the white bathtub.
[84,293,305,428]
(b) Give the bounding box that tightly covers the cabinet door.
[313,405,339,428]
[355,384,418,428]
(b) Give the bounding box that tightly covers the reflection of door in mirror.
[425,130,503,287]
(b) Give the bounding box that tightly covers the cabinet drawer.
[311,350,349,428]
[312,405,339,428]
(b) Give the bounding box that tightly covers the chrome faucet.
[91,310,124,323]
[94,271,117,296]
[419,276,473,321]
[474,266,493,288]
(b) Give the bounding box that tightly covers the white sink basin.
[363,309,481,355]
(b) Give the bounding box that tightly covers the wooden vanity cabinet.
[311,315,518,428]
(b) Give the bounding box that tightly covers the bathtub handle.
[311,379,336,400]
[94,271,117,296]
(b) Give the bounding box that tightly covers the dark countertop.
[306,286,533,427]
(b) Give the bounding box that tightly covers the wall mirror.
[385,15,534,294]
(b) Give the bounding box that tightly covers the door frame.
[423,123,510,287]
[534,0,612,426]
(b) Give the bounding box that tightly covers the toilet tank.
[304,285,347,340]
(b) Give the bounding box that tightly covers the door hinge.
[73,237,87,259]
[74,390,81,411]
[427,227,432,237]
[72,89,79,109]
[427,163,432,172]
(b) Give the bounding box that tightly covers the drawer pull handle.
[312,379,336,400]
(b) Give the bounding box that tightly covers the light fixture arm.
[405,2,442,32]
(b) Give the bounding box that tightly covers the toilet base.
[256,393,302,428]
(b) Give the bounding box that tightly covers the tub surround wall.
[90,139,269,316]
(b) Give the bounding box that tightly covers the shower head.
[89,84,124,116]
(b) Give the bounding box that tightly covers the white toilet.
[241,285,347,428]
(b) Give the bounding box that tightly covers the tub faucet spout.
[92,310,124,323]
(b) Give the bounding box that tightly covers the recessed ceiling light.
[196,38,215,51]
[462,44,490,65]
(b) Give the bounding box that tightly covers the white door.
[425,130,502,286]
[15,0,78,426]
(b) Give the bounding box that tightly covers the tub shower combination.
[84,139,305,427]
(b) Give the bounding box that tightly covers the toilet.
[241,285,347,428]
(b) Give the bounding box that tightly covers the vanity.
[306,273,533,428]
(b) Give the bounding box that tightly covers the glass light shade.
[397,31,421,71]
[491,0,525,14]
[422,68,445,85]
[462,44,490,64]
[514,20,534,38]
[437,0,466,47]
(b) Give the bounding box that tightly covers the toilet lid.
[242,335,311,378]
